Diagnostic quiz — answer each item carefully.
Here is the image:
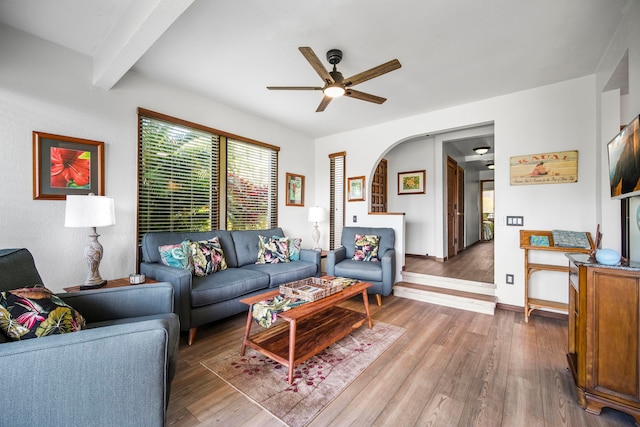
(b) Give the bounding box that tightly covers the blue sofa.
[0,248,179,426]
[140,227,321,345]
[326,226,396,306]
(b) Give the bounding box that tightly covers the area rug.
[200,321,405,427]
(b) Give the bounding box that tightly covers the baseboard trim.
[405,253,434,260]
[404,253,446,262]
[497,303,568,321]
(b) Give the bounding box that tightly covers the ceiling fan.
[267,47,401,112]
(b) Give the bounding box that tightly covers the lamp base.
[79,280,107,291]
[312,223,321,251]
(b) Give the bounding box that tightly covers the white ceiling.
[0,0,630,144]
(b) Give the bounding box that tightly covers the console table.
[519,229,593,322]
[566,254,640,424]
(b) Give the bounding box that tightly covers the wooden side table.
[64,277,158,292]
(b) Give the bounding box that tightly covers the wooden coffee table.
[240,278,372,384]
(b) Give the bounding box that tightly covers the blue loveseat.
[140,227,321,345]
[0,248,179,426]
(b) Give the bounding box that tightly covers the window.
[329,152,345,249]
[226,138,278,230]
[137,108,278,244]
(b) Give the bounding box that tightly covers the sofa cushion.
[242,260,318,287]
[159,240,191,271]
[232,228,285,267]
[256,235,290,264]
[334,259,383,283]
[190,268,270,307]
[0,248,44,292]
[0,287,86,340]
[187,237,228,276]
[287,237,302,261]
[353,234,380,262]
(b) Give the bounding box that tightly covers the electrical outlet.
[353,215,357,223]
[506,274,514,284]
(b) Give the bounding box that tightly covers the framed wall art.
[285,172,305,206]
[33,131,105,200]
[348,176,365,201]
[398,170,426,194]
[509,150,578,186]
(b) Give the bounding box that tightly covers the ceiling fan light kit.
[267,46,401,112]
[324,84,345,98]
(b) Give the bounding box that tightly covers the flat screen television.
[608,115,640,199]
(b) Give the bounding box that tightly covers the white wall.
[384,136,435,256]
[314,76,598,307]
[0,25,315,293]
[596,1,640,251]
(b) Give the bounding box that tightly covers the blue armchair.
[0,248,179,426]
[326,227,396,306]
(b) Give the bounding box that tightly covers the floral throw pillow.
[0,286,86,341]
[353,234,380,262]
[256,235,290,264]
[159,240,191,272]
[275,236,302,261]
[187,237,228,277]
[288,237,302,261]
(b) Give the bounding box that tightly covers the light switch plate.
[506,216,524,226]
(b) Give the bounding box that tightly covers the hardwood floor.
[404,240,495,283]
[166,294,636,426]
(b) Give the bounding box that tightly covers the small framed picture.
[348,176,365,201]
[398,170,425,195]
[286,172,305,206]
[33,131,105,200]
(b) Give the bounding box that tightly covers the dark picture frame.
[33,131,105,200]
[285,172,305,206]
[398,170,426,194]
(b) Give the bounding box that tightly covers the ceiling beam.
[92,0,195,90]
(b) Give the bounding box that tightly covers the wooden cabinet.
[520,230,593,322]
[567,254,640,424]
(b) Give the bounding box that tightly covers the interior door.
[446,156,458,258]
[457,165,465,252]
[371,159,387,213]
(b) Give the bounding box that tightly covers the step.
[393,281,496,315]
[401,271,496,296]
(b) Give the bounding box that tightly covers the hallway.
[404,240,494,284]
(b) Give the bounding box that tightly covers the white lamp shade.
[308,206,327,223]
[65,195,115,228]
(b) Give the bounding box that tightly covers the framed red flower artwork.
[33,131,105,200]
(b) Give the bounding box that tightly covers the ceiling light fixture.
[487,161,495,170]
[474,146,490,155]
[323,84,345,98]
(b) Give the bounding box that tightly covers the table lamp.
[65,193,115,289]
[308,206,327,251]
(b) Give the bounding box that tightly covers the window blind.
[226,138,278,230]
[138,115,219,243]
[329,152,345,249]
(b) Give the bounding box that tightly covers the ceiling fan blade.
[345,89,387,104]
[316,96,333,112]
[267,86,323,90]
[344,59,401,87]
[299,47,334,84]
